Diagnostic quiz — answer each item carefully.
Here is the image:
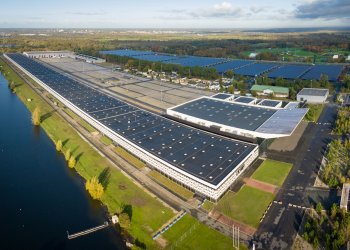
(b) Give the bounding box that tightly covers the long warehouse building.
[5,53,259,201]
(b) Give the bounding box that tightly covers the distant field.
[162,214,247,250]
[215,187,274,228]
[252,159,292,186]
[243,47,316,57]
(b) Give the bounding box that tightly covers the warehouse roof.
[297,88,329,97]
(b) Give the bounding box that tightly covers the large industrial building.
[5,53,259,201]
[167,96,308,139]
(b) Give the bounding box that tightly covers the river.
[0,74,125,249]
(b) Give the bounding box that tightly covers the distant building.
[340,183,350,211]
[250,85,289,98]
[332,55,339,60]
[346,55,350,61]
[297,88,329,103]
[23,51,73,58]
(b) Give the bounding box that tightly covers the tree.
[32,107,41,126]
[316,202,323,214]
[331,203,338,219]
[68,156,76,168]
[65,149,71,161]
[226,69,234,79]
[85,176,104,200]
[119,212,131,229]
[56,140,62,152]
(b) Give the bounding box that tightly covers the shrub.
[119,212,131,229]
[65,149,71,161]
[56,140,62,152]
[32,107,41,126]
[85,176,104,200]
[68,156,76,168]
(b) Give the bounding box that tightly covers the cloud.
[68,11,106,16]
[183,2,243,18]
[295,0,350,19]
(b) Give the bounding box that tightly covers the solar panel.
[268,64,312,79]
[211,60,254,74]
[163,56,227,67]
[131,54,177,62]
[8,53,256,186]
[100,49,154,57]
[234,63,279,77]
[300,65,344,81]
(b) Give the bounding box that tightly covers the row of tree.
[334,107,350,134]
[322,139,350,187]
[303,203,350,249]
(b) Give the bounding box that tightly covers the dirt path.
[244,178,278,194]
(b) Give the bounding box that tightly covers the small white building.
[332,54,339,60]
[297,88,329,103]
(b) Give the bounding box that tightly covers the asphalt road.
[253,103,340,249]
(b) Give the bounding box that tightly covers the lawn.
[304,104,324,123]
[251,159,292,186]
[0,58,174,248]
[162,214,247,250]
[114,146,146,169]
[148,170,194,200]
[202,200,215,212]
[100,135,113,146]
[216,187,274,228]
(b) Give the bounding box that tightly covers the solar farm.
[101,49,346,81]
[6,53,259,201]
[167,96,308,139]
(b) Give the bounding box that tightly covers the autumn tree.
[32,107,41,126]
[85,176,104,200]
[56,140,62,152]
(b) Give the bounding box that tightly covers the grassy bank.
[148,170,194,200]
[0,57,174,248]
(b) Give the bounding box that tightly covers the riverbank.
[0,55,243,249]
[0,57,175,249]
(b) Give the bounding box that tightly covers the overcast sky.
[0,0,349,29]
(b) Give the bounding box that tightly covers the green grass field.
[201,200,215,212]
[148,170,194,200]
[304,104,324,123]
[251,159,292,186]
[114,146,146,169]
[100,135,113,146]
[216,187,274,228]
[0,58,174,248]
[162,214,247,250]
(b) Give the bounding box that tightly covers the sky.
[0,0,349,29]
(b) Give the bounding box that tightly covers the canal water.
[0,74,125,249]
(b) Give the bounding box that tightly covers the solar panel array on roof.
[258,100,281,107]
[100,49,154,57]
[211,93,234,100]
[234,63,278,77]
[172,97,276,131]
[268,64,312,79]
[300,65,344,82]
[131,54,178,62]
[211,60,255,74]
[234,96,256,104]
[8,53,256,186]
[163,56,227,67]
[101,50,347,81]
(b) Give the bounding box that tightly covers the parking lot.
[40,57,212,111]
